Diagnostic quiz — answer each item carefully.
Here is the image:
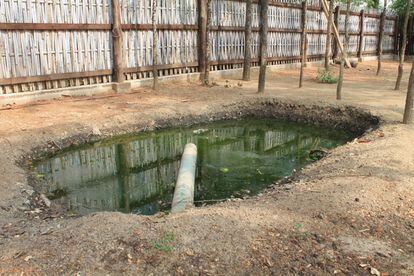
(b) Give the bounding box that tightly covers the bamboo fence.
[0,0,398,94]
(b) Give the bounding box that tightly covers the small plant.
[317,68,338,84]
[294,222,303,231]
[151,232,174,253]
[35,173,45,180]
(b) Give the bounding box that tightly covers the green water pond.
[34,118,354,215]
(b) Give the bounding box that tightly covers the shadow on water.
[34,118,354,215]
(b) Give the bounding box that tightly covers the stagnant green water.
[34,119,354,215]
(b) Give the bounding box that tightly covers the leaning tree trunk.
[376,0,387,76]
[258,0,269,93]
[243,0,253,81]
[152,0,158,90]
[403,60,414,124]
[325,0,334,71]
[395,0,412,90]
[336,0,351,100]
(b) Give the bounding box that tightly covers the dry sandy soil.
[0,60,413,275]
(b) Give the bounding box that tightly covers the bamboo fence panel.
[270,0,319,6]
[0,0,112,24]
[364,17,380,33]
[0,0,113,94]
[307,34,326,56]
[121,0,198,79]
[339,14,360,33]
[0,0,397,95]
[307,10,327,31]
[363,35,378,52]
[338,34,360,54]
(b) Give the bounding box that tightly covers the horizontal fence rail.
[0,0,397,94]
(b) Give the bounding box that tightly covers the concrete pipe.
[171,143,197,214]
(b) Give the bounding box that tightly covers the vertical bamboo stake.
[403,59,414,124]
[152,0,159,90]
[376,0,387,76]
[395,0,412,90]
[258,0,268,94]
[299,0,308,88]
[198,0,207,82]
[336,0,351,100]
[204,0,212,85]
[333,5,340,61]
[112,0,124,83]
[243,0,253,81]
[357,9,365,62]
[325,0,334,70]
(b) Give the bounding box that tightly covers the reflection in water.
[35,119,353,215]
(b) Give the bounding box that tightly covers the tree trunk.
[324,0,334,71]
[333,5,340,60]
[258,0,269,93]
[337,0,351,100]
[395,0,412,90]
[152,0,158,90]
[299,0,308,88]
[376,0,387,76]
[243,0,253,81]
[204,0,212,85]
[357,9,365,62]
[111,0,124,83]
[198,0,207,83]
[403,60,414,124]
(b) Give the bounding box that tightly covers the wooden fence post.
[204,0,212,85]
[198,0,207,82]
[258,0,269,93]
[111,0,130,93]
[333,5,340,60]
[299,0,308,88]
[357,9,365,62]
[324,0,334,70]
[243,0,253,81]
[152,0,159,90]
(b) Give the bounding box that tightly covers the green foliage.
[391,0,414,17]
[338,0,379,8]
[317,68,338,84]
[151,232,174,253]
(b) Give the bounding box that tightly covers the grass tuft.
[317,68,338,84]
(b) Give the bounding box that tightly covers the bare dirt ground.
[0,60,413,275]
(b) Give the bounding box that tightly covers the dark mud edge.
[20,98,380,212]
